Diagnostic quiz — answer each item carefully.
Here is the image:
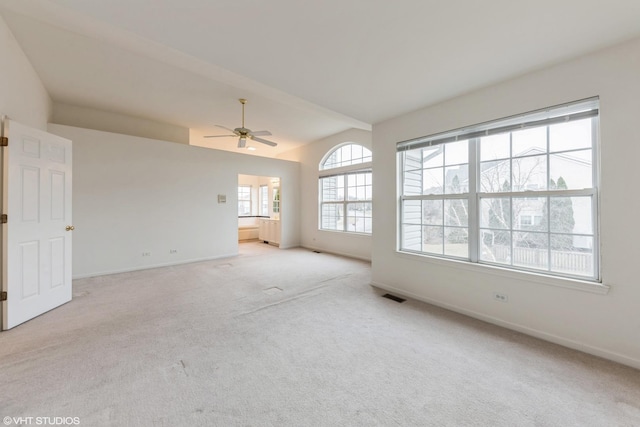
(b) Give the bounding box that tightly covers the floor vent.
[382,293,406,303]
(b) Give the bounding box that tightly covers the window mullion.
[403,194,470,201]
[343,201,347,232]
[592,116,601,281]
[469,138,479,262]
[478,189,595,198]
[546,125,552,272]
[508,132,513,269]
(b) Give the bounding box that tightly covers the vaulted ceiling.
[1,0,640,157]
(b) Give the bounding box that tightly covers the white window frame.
[238,185,252,217]
[319,143,372,234]
[320,143,372,171]
[397,98,600,282]
[259,185,269,216]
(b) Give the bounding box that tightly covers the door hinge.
[0,214,6,224]
[0,136,7,147]
[0,291,6,301]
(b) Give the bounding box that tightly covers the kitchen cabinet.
[258,219,280,246]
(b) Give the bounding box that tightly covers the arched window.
[319,143,372,234]
[320,143,372,170]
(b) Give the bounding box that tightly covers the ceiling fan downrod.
[239,98,246,128]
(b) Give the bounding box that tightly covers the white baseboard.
[371,280,640,371]
[72,253,238,279]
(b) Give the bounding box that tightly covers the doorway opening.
[237,174,280,246]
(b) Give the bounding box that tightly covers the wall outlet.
[493,292,508,302]
[142,252,151,257]
[169,249,178,254]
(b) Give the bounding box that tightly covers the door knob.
[65,225,75,231]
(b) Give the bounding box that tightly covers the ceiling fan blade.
[249,130,272,137]
[203,134,236,138]
[251,136,278,147]
[216,124,237,133]
[237,138,247,148]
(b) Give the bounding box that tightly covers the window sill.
[395,250,610,295]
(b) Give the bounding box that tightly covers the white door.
[1,119,73,329]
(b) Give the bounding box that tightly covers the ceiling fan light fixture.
[204,98,278,148]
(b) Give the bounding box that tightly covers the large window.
[319,143,372,234]
[398,98,599,281]
[238,185,252,216]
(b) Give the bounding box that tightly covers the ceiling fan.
[204,98,277,148]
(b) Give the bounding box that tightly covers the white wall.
[372,37,640,369]
[0,14,51,129]
[0,14,51,327]
[48,124,300,278]
[53,103,189,145]
[279,128,372,261]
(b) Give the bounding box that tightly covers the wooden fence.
[491,244,592,274]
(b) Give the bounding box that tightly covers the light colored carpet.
[1,242,639,426]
